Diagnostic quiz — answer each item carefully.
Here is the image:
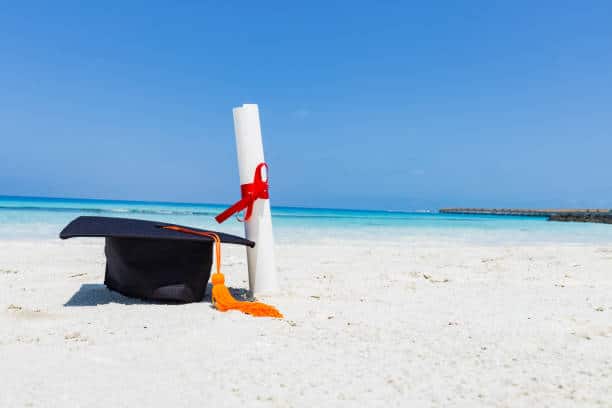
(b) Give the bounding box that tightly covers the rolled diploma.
[233,104,279,295]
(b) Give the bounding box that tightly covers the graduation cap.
[60,216,282,317]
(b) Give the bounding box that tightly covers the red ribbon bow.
[215,162,270,224]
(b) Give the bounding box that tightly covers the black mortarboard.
[60,216,254,303]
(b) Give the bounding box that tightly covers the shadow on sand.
[64,283,252,307]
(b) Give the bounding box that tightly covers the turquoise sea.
[1,195,611,245]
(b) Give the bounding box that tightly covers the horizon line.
[0,194,430,215]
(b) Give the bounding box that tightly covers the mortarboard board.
[60,216,254,303]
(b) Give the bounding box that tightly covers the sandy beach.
[2,0,611,406]
[1,237,611,407]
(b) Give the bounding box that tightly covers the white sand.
[1,238,611,407]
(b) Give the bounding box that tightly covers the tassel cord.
[162,225,282,318]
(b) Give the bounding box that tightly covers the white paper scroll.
[233,104,279,295]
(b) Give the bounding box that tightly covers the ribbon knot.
[215,162,269,224]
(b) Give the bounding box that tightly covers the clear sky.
[1,1,611,210]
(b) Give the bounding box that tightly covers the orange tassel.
[211,272,283,318]
[163,225,283,318]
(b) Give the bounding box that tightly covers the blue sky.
[1,1,611,210]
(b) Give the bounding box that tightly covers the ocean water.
[1,195,611,245]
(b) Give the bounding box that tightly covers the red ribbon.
[215,162,269,224]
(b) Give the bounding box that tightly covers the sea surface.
[1,195,611,245]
